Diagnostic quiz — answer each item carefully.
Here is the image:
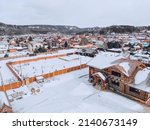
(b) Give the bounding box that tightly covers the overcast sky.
[0,0,149,27]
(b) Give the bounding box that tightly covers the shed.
[36,76,44,83]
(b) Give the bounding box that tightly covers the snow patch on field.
[10,69,145,113]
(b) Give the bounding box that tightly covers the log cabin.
[88,52,150,105]
[0,103,13,113]
[0,92,13,113]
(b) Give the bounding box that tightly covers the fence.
[0,49,74,61]
[0,52,84,91]
[6,63,22,81]
[0,81,22,91]
[9,54,67,65]
[0,64,88,91]
[25,64,88,85]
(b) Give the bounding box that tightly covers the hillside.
[0,22,150,36]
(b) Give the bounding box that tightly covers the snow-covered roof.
[88,52,124,70]
[119,62,130,76]
[0,92,9,108]
[0,41,8,51]
[36,76,44,80]
[88,52,144,77]
[112,58,143,77]
[134,53,149,58]
[107,48,122,51]
[131,68,150,93]
[143,42,150,47]
[9,46,23,50]
[129,38,140,44]
[97,72,106,80]
[0,48,8,51]
[132,82,150,93]
[135,68,150,85]
[0,41,8,45]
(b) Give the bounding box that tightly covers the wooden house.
[88,52,150,105]
[80,37,89,45]
[0,92,13,113]
[0,103,13,113]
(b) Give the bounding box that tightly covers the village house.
[28,41,44,52]
[143,42,150,52]
[8,46,25,52]
[130,53,150,65]
[0,41,9,54]
[75,48,98,57]
[46,38,61,50]
[0,92,12,113]
[88,52,150,105]
[105,40,123,53]
[80,37,89,45]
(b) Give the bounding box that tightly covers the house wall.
[125,85,149,101]
[89,66,149,102]
[89,67,106,90]
[102,68,122,92]
[0,105,13,113]
[8,49,17,52]
[25,64,87,85]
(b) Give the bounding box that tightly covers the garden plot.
[0,49,77,87]
[12,55,92,79]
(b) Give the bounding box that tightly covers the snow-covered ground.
[0,60,17,86]
[12,55,92,79]
[10,68,147,113]
[0,49,78,86]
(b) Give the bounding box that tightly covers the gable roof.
[111,58,144,77]
[130,68,150,93]
[88,52,124,70]
[134,68,150,85]
[88,52,144,77]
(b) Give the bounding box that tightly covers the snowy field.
[0,60,18,86]
[0,49,77,86]
[12,55,92,79]
[10,68,148,113]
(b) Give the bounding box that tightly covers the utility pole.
[78,55,81,69]
[41,66,44,74]
[19,61,22,77]
[80,56,81,69]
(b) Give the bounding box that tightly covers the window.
[112,71,121,77]
[129,87,140,94]
[111,81,120,87]
[98,79,102,85]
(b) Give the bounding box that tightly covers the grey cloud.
[0,0,149,27]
